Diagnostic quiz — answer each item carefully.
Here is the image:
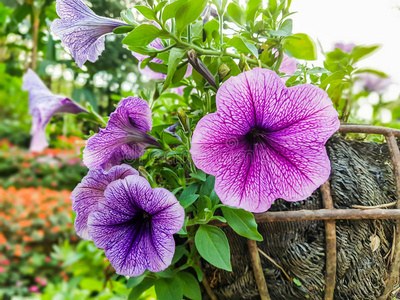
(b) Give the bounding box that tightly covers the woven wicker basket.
[200,124,400,300]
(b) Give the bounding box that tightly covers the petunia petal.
[71,164,138,240]
[51,0,126,68]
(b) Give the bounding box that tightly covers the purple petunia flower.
[88,175,184,276]
[83,96,159,170]
[334,42,355,53]
[51,0,126,68]
[190,68,340,213]
[23,69,87,152]
[71,164,139,240]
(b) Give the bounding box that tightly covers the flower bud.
[218,63,231,81]
[177,108,190,132]
[187,49,217,89]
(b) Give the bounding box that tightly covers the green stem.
[274,48,284,72]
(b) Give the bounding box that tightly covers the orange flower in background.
[0,233,6,244]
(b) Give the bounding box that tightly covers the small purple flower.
[356,73,392,94]
[23,69,87,152]
[71,164,139,240]
[51,0,126,68]
[191,68,340,213]
[88,175,184,276]
[83,96,159,170]
[334,42,355,53]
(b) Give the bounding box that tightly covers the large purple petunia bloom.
[88,175,184,276]
[51,0,126,68]
[23,69,87,152]
[191,68,340,213]
[71,164,138,240]
[83,96,159,170]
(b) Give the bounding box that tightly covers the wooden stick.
[247,239,271,300]
[379,134,400,300]
[210,209,400,226]
[339,124,400,137]
[320,181,337,300]
[258,248,292,282]
[351,202,397,210]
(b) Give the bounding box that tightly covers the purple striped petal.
[51,0,126,68]
[71,164,138,240]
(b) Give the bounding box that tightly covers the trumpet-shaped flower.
[83,96,158,170]
[23,69,87,152]
[51,0,126,68]
[88,175,184,276]
[71,164,139,240]
[191,68,340,213]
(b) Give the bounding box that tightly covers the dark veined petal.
[51,0,126,68]
[88,175,184,276]
[71,164,138,240]
[83,96,158,170]
[191,68,340,213]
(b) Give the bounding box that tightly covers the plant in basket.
[15,0,400,299]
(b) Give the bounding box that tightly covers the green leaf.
[135,5,156,20]
[123,24,162,47]
[171,245,187,264]
[246,0,262,22]
[227,36,258,57]
[284,33,317,60]
[79,278,103,292]
[113,26,134,34]
[163,48,186,91]
[155,0,168,12]
[175,0,208,33]
[268,0,278,14]
[180,183,200,201]
[320,70,345,89]
[350,44,380,64]
[180,194,200,208]
[162,0,187,23]
[245,42,259,58]
[129,277,157,300]
[308,67,328,74]
[227,2,245,25]
[190,170,207,181]
[279,18,292,35]
[155,277,183,300]
[195,225,232,271]
[353,68,388,78]
[200,175,215,198]
[127,274,147,289]
[221,206,263,241]
[204,19,220,44]
[177,272,202,300]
